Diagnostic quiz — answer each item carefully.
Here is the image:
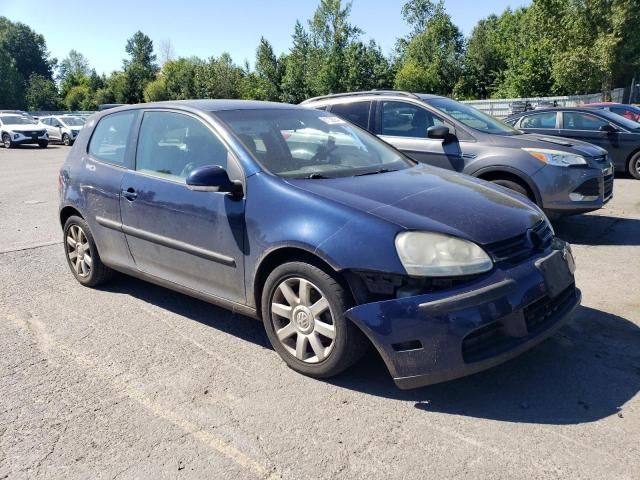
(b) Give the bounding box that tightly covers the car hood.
[287,165,543,245]
[493,132,608,157]
[3,124,44,132]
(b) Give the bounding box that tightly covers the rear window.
[88,112,136,165]
[329,101,372,130]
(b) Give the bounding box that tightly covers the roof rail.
[301,90,420,104]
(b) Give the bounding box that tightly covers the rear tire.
[261,261,368,378]
[628,152,640,180]
[2,133,13,149]
[63,215,113,287]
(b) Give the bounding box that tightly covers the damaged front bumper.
[345,247,581,389]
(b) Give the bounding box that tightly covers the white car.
[39,115,85,146]
[0,114,48,149]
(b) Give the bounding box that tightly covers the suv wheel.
[490,179,532,201]
[261,261,367,378]
[63,216,113,287]
[62,133,72,146]
[629,152,640,180]
[38,141,48,148]
[2,133,13,149]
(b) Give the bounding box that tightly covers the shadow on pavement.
[102,275,639,425]
[329,306,640,425]
[102,274,271,349]
[553,214,640,246]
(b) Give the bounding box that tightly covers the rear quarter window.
[88,111,136,165]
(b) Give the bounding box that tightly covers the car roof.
[301,90,446,105]
[104,99,300,114]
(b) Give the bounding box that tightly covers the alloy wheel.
[270,277,336,363]
[2,134,10,148]
[66,224,92,277]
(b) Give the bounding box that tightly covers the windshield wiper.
[354,168,397,177]
[305,173,331,179]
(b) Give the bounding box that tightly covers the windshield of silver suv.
[424,97,522,135]
[216,108,413,178]
[61,116,85,127]
[0,115,36,125]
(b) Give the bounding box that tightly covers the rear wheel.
[2,133,13,149]
[63,215,113,287]
[62,133,72,146]
[261,261,367,378]
[628,152,640,180]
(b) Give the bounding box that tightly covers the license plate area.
[535,250,574,299]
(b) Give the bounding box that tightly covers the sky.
[1,0,530,75]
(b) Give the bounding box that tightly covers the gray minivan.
[302,91,614,217]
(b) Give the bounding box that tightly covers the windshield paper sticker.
[319,116,346,125]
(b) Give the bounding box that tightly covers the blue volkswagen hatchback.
[59,100,580,389]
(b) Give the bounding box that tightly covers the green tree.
[280,21,312,103]
[24,73,60,110]
[0,48,22,108]
[254,37,282,101]
[64,84,91,110]
[395,1,464,94]
[194,54,243,99]
[122,31,158,103]
[58,49,90,98]
[344,40,394,91]
[143,77,169,102]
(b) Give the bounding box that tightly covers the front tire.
[2,133,13,149]
[490,179,532,200]
[63,215,113,287]
[62,133,72,146]
[261,261,367,378]
[628,152,640,180]
[38,141,48,148]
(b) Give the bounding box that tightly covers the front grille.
[461,283,577,363]
[524,284,577,334]
[604,173,614,200]
[485,220,553,263]
[573,178,600,197]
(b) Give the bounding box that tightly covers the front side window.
[217,108,412,179]
[563,112,608,131]
[136,111,230,182]
[425,97,522,135]
[88,112,136,165]
[329,101,372,130]
[520,112,558,129]
[380,101,443,138]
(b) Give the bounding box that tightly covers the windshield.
[592,109,640,131]
[216,108,413,178]
[424,97,522,135]
[62,116,85,126]
[0,115,36,125]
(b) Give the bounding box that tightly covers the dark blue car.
[59,100,581,389]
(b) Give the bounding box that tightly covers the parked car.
[39,115,85,146]
[505,107,640,179]
[509,101,532,115]
[59,100,581,389]
[0,113,48,148]
[534,100,558,110]
[302,91,613,217]
[582,102,640,123]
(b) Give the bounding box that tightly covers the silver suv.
[302,91,614,217]
[39,115,86,146]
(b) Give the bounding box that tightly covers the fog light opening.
[569,193,598,202]
[392,340,423,352]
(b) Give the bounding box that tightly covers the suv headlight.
[395,232,493,277]
[523,148,587,167]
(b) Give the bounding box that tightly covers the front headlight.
[395,232,493,277]
[523,148,587,167]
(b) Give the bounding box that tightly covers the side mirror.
[427,125,450,139]
[186,165,243,196]
[599,124,617,134]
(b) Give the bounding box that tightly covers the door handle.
[122,188,138,201]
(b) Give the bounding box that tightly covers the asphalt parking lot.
[1,145,639,480]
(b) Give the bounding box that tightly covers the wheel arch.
[252,245,348,319]
[474,167,541,205]
[59,205,84,228]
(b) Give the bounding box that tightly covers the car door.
[559,111,627,169]
[374,100,461,171]
[50,117,64,140]
[119,109,246,304]
[516,111,560,135]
